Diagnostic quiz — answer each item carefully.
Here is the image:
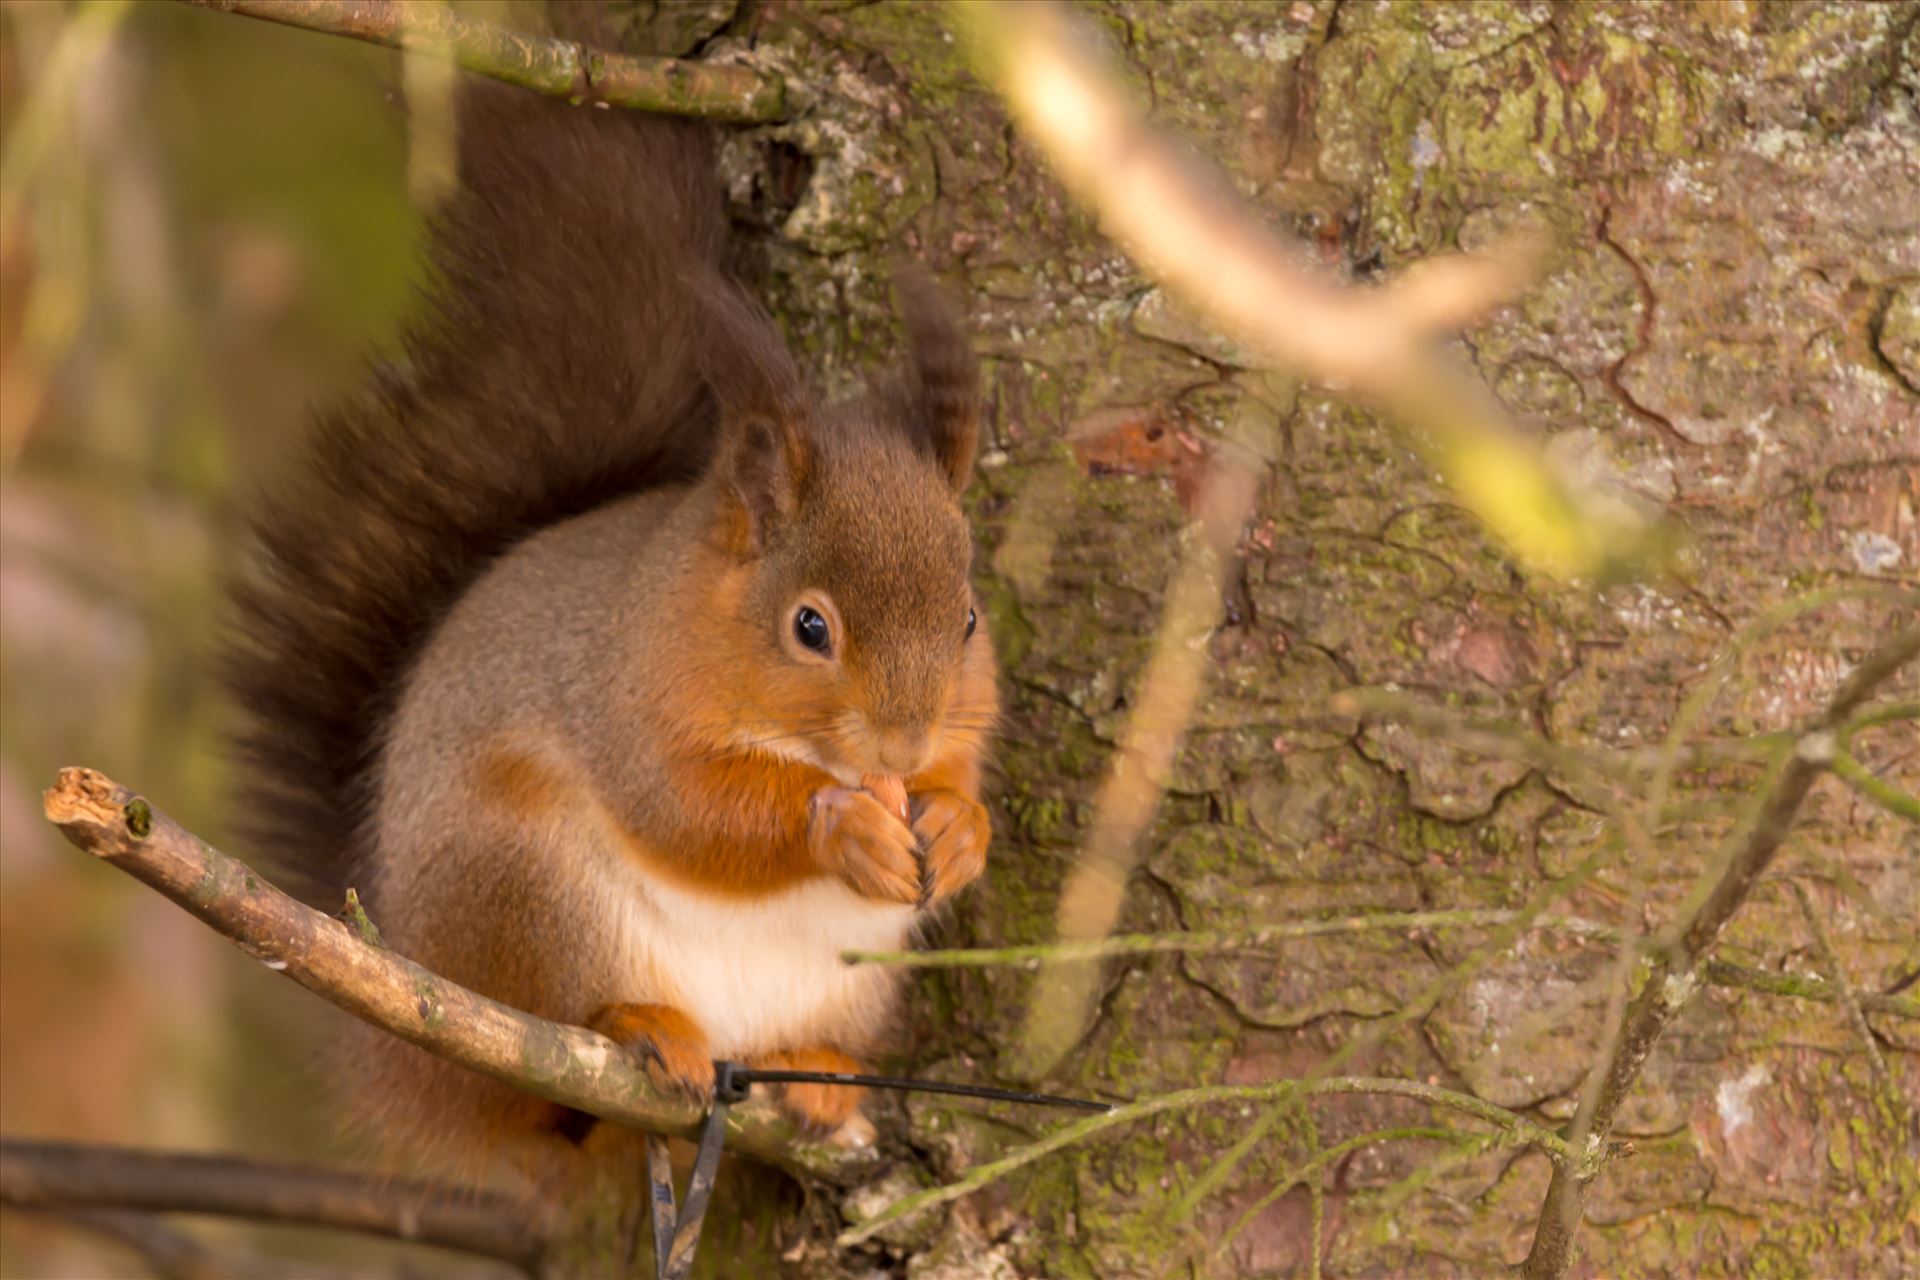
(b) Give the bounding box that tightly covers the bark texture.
[700,2,1919,1275]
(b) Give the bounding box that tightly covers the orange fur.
[478,750,566,824]
[586,1003,715,1099]
[749,1047,867,1133]
[631,750,832,898]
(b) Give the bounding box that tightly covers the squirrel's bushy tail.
[224,74,729,900]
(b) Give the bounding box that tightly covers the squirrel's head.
[691,274,997,781]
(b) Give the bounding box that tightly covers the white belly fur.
[603,853,918,1057]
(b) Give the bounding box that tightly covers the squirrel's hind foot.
[591,1001,716,1098]
[555,1002,715,1144]
[751,1047,868,1137]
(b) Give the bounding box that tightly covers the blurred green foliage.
[1,3,425,1273]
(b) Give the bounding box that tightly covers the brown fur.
[224,59,998,1184]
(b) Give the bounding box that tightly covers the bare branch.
[181,0,786,123]
[1519,622,1920,1280]
[38,768,869,1185]
[0,1140,544,1272]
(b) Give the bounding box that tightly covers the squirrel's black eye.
[794,605,831,654]
[965,607,977,640]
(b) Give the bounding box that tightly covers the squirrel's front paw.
[809,785,920,905]
[585,1002,715,1102]
[912,789,990,905]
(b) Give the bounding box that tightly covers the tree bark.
[725,2,1920,1276]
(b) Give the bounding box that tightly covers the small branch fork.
[181,0,787,123]
[1518,622,1920,1280]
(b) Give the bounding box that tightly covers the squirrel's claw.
[912,788,990,906]
[585,1002,716,1103]
[809,785,921,905]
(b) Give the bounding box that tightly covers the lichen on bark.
[681,1,1920,1274]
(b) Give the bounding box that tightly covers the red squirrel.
[223,63,996,1172]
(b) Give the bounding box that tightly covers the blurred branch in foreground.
[948,0,1670,1084]
[181,0,787,123]
[1012,379,1282,1075]
[948,0,1662,584]
[35,768,868,1185]
[0,1140,545,1273]
[0,0,135,469]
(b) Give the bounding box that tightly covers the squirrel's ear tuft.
[717,413,811,556]
[691,274,812,556]
[894,271,979,491]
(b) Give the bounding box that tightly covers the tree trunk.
[684,1,1920,1276]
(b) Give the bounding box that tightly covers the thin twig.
[850,912,1918,1018]
[180,0,786,122]
[836,1076,1571,1247]
[1787,883,1899,1105]
[1831,747,1920,820]
[1165,1099,1290,1225]
[1833,699,1920,821]
[38,768,867,1184]
[850,908,1624,968]
[0,1140,545,1272]
[1518,622,1920,1280]
[1330,687,1788,787]
[1195,846,1612,1220]
[1208,1126,1483,1267]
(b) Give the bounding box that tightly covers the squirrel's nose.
[873,728,933,776]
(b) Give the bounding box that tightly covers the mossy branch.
[846,912,1918,1020]
[849,908,1618,967]
[181,0,786,123]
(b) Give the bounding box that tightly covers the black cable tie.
[715,1061,1112,1113]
